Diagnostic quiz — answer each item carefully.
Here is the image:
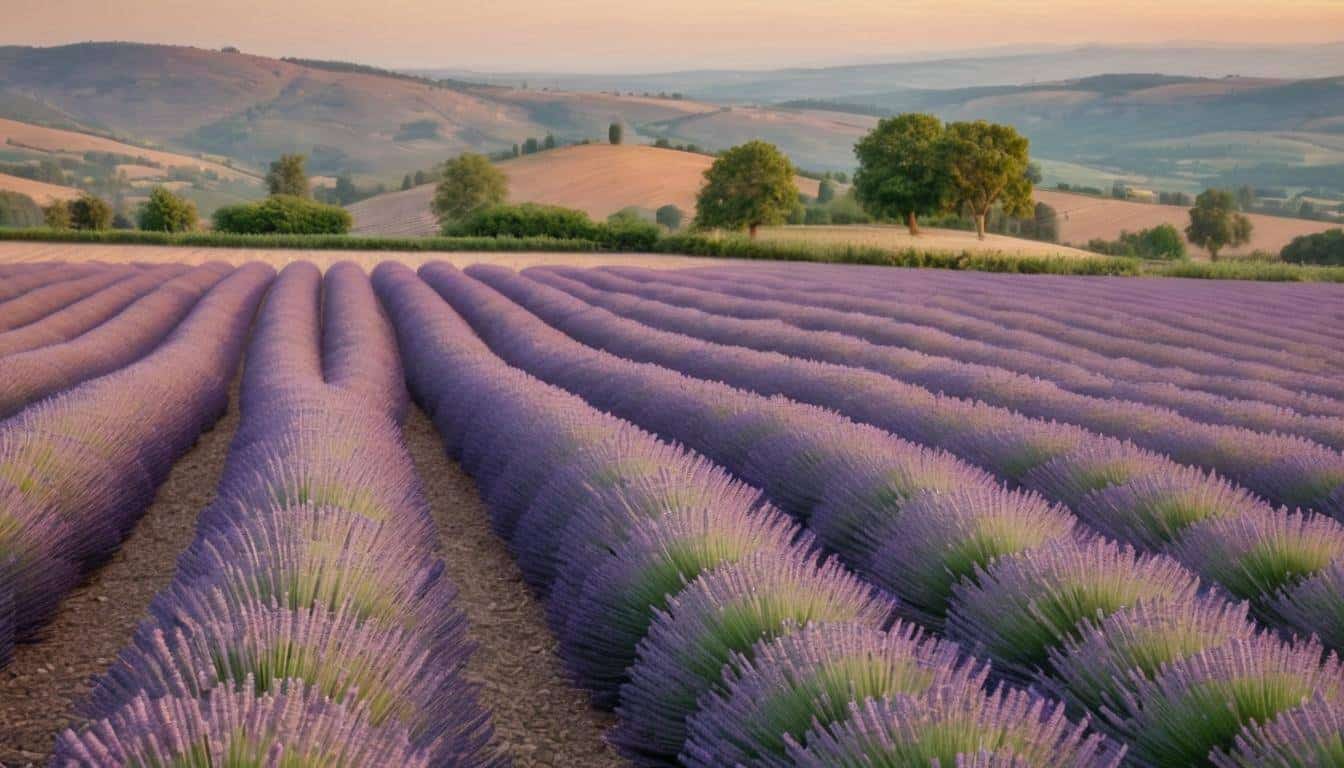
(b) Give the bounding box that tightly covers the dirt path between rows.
[403,406,623,767]
[0,380,242,767]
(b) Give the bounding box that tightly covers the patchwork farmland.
[2,252,1344,766]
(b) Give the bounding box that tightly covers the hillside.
[0,171,80,205]
[348,144,823,236]
[0,118,252,181]
[1036,189,1337,257]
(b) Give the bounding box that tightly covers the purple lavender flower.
[1213,695,1344,768]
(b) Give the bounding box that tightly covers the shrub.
[138,186,199,233]
[1087,224,1188,260]
[447,203,660,250]
[1282,229,1344,266]
[69,194,114,231]
[655,204,684,230]
[0,191,43,228]
[212,195,352,235]
[43,201,71,230]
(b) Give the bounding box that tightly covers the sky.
[6,0,1344,72]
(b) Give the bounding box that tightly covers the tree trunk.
[906,211,920,236]
[749,223,759,240]
[975,213,987,240]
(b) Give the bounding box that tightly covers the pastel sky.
[6,0,1343,71]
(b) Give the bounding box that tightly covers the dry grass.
[0,172,81,205]
[758,224,1096,258]
[0,118,252,181]
[0,240,740,271]
[348,144,823,237]
[1036,189,1338,257]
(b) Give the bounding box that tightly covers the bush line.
[5,227,1344,282]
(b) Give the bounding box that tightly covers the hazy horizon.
[5,0,1344,73]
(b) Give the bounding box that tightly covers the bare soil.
[404,407,623,767]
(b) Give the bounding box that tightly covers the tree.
[523,138,540,155]
[941,120,1034,240]
[609,122,624,145]
[0,191,43,228]
[265,154,310,197]
[44,200,71,229]
[1186,188,1253,260]
[1026,162,1043,185]
[333,173,358,205]
[69,193,113,231]
[137,186,198,232]
[1033,202,1059,243]
[852,113,951,235]
[656,204,684,230]
[694,140,798,239]
[817,178,837,204]
[543,134,557,151]
[402,174,414,191]
[431,153,509,226]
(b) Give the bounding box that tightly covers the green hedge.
[4,227,1344,282]
[1281,229,1344,267]
[447,203,661,250]
[213,195,353,235]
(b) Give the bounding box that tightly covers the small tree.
[853,113,950,235]
[609,122,624,145]
[401,174,414,191]
[266,154,310,197]
[69,193,114,231]
[138,186,199,232]
[941,121,1034,240]
[1186,189,1252,260]
[431,153,509,227]
[656,204,684,230]
[694,140,798,239]
[817,178,837,204]
[44,200,72,229]
[523,138,540,155]
[543,134,557,151]
[1033,202,1059,243]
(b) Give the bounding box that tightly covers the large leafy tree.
[265,154,310,198]
[941,120,1034,240]
[1186,188,1253,261]
[138,186,199,232]
[431,153,508,228]
[852,113,950,235]
[694,140,798,239]
[69,193,113,231]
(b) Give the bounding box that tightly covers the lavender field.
[3,258,1344,766]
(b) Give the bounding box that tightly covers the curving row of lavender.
[375,262,1121,768]
[642,265,1344,421]
[0,265,191,358]
[1,262,236,418]
[557,266,1344,452]
[0,262,112,303]
[478,268,1344,625]
[55,262,499,766]
[417,262,1344,767]
[0,263,272,668]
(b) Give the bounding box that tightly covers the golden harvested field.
[1036,189,1338,257]
[0,241,739,271]
[348,144,823,237]
[0,171,81,205]
[0,118,253,181]
[758,225,1095,258]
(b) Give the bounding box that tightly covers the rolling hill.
[1037,189,1337,257]
[0,171,80,205]
[348,143,822,236]
[0,117,252,181]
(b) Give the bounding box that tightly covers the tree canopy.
[656,204,684,230]
[609,122,624,145]
[853,113,951,235]
[0,191,43,228]
[940,120,1034,240]
[431,153,509,228]
[1186,188,1253,260]
[694,140,798,238]
[138,186,198,233]
[266,154,310,198]
[69,193,113,231]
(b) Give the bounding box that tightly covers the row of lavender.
[659,264,1344,429]
[375,262,1122,767]
[0,263,271,669]
[418,262,1344,767]
[727,264,1344,402]
[0,264,191,358]
[516,266,1344,646]
[562,265,1344,459]
[2,263,239,418]
[54,262,499,765]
